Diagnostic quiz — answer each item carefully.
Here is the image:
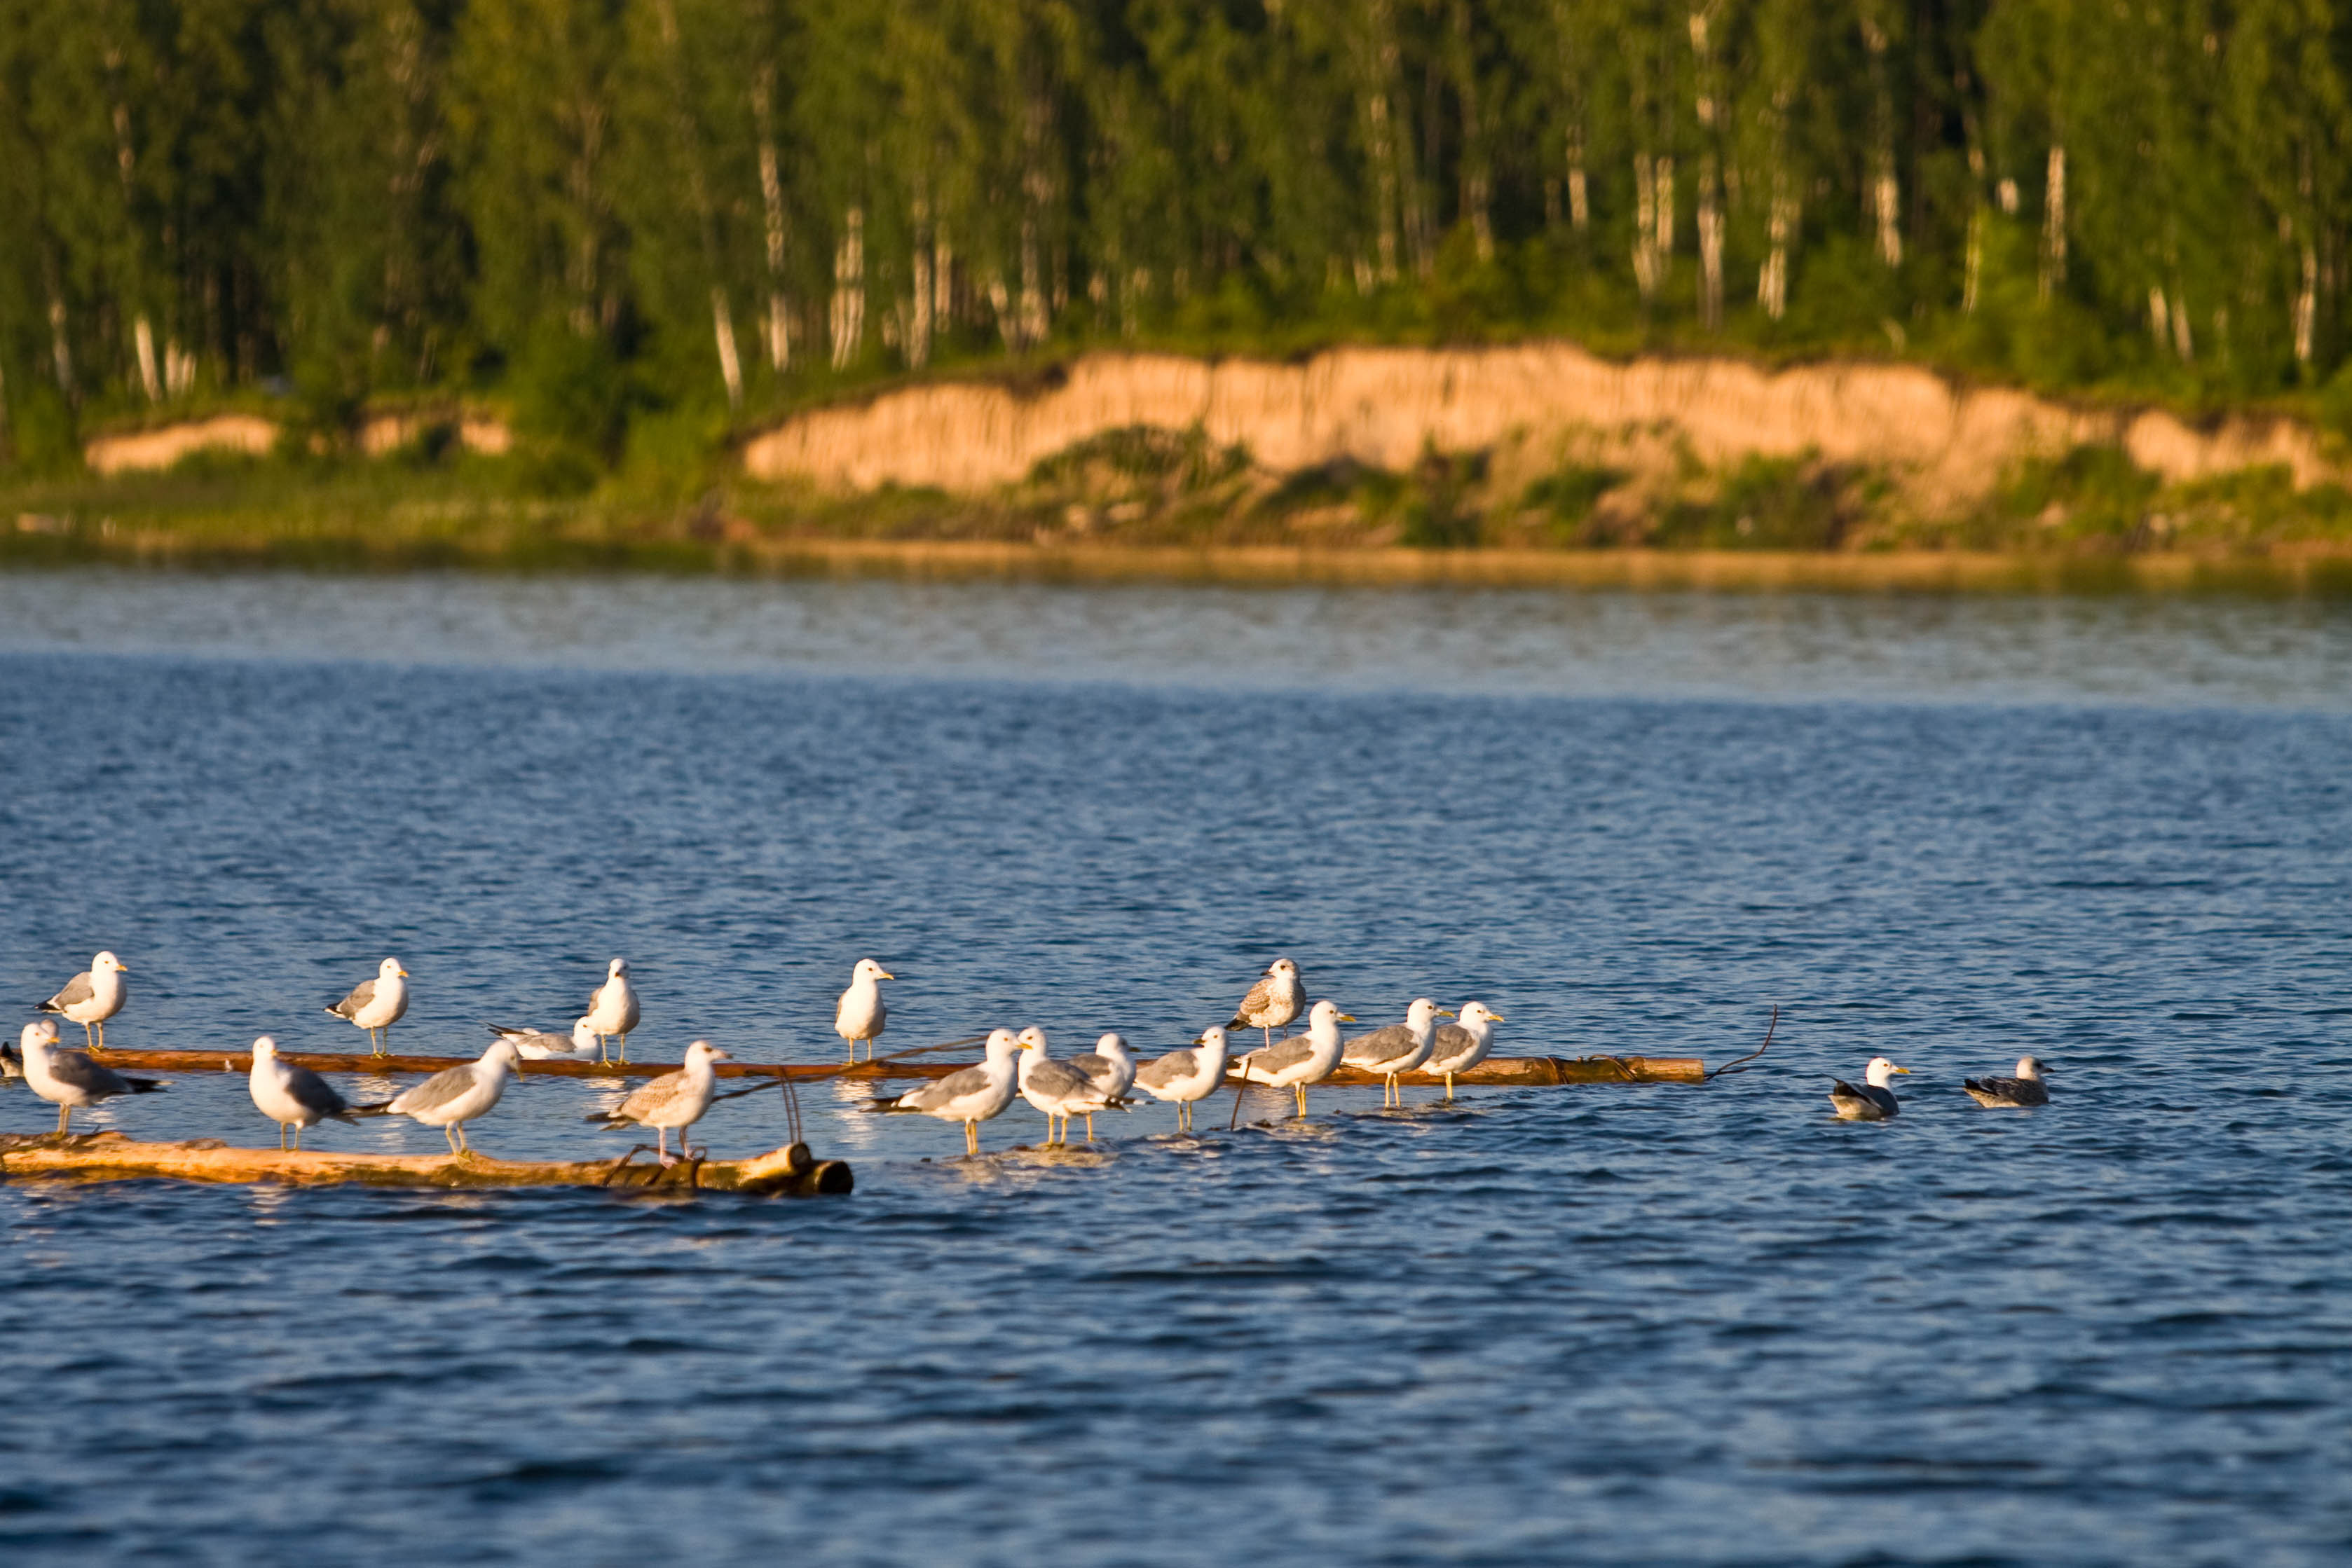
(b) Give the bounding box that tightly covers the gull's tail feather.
[123,1076,166,1096]
[348,1100,396,1117]
[861,1094,919,1113]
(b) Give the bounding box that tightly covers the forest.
[3,0,2350,476]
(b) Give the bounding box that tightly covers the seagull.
[1421,1001,1504,1099]
[325,957,409,1055]
[1133,1026,1231,1132]
[1227,958,1305,1050]
[835,958,895,1061]
[1068,1033,1137,1139]
[39,950,130,1051]
[587,1040,731,1165]
[488,1018,601,1060]
[19,1018,164,1134]
[1230,999,1355,1120]
[584,958,641,1064]
[1964,1056,2051,1108]
[1015,1026,1124,1146]
[248,1036,362,1150]
[1342,998,1453,1107]
[863,1028,1023,1155]
[1830,1057,1910,1120]
[359,1037,521,1154]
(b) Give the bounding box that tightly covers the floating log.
[77,1047,1707,1086]
[0,1132,853,1196]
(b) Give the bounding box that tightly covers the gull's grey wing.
[1025,1059,1098,1099]
[1432,1023,1473,1056]
[1069,1053,1122,1090]
[903,1064,997,1112]
[329,979,377,1019]
[43,972,95,1011]
[392,1064,479,1115]
[47,1048,135,1099]
[1135,1050,1201,1092]
[1343,1025,1413,1064]
[1964,1075,2046,1106]
[285,1062,353,1119]
[1238,1037,1316,1077]
[617,1069,690,1122]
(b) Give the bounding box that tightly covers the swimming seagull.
[359,1037,522,1155]
[863,1029,1023,1156]
[587,1040,731,1165]
[248,1036,362,1150]
[1227,958,1305,1050]
[488,1018,601,1060]
[325,957,409,1055]
[1343,998,1453,1107]
[1230,1000,1355,1120]
[1964,1056,2051,1108]
[1420,1001,1504,1099]
[1829,1057,1910,1121]
[1068,1033,1137,1139]
[1133,1026,1231,1132]
[584,958,641,1064]
[19,1018,164,1134]
[1015,1027,1124,1146]
[835,959,895,1061]
[40,951,130,1051]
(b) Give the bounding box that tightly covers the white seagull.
[1133,1026,1231,1132]
[361,1037,522,1154]
[325,957,409,1055]
[863,1029,1023,1156]
[40,950,130,1051]
[1227,958,1305,1050]
[584,958,641,1063]
[248,1036,362,1150]
[488,1018,601,1060]
[1420,1001,1505,1099]
[1015,1026,1123,1146]
[1830,1057,1910,1121]
[587,1040,731,1165]
[1230,999,1355,1119]
[20,1018,164,1134]
[835,958,895,1061]
[1067,1033,1137,1139]
[1964,1056,2051,1108]
[1342,998,1453,1107]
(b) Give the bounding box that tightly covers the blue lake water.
[2,572,2349,1565]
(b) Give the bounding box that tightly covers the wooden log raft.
[76,1047,1707,1086]
[0,1132,853,1196]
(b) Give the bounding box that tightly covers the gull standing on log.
[835,959,894,1061]
[1420,1001,1504,1099]
[1230,1000,1354,1120]
[1342,998,1452,1107]
[587,1040,731,1165]
[1227,958,1305,1050]
[584,958,641,1064]
[1015,1027,1123,1146]
[1133,1026,1231,1132]
[40,951,129,1051]
[1829,1057,1910,1120]
[247,1036,362,1150]
[19,1019,164,1134]
[325,957,408,1055]
[1964,1056,2051,1108]
[360,1037,521,1154]
[1068,1033,1137,1140]
[863,1028,1023,1156]
[488,1018,601,1060]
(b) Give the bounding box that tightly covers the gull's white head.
[1267,958,1299,980]
[1406,998,1453,1029]
[1094,1032,1131,1061]
[1306,1000,1356,1032]
[1864,1057,1910,1087]
[1458,1001,1503,1029]
[1192,1025,1229,1052]
[684,1040,731,1068]
[853,958,895,984]
[2016,1056,2046,1080]
[94,951,128,975]
[484,1037,524,1069]
[572,1017,598,1047]
[1016,1026,1050,1054]
[252,1036,280,1062]
[22,1019,60,1052]
[607,958,631,980]
[380,957,408,980]
[983,1028,1021,1061]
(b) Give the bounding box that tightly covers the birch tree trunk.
[1689,6,1723,330]
[2295,242,2318,364]
[752,65,792,373]
[2039,143,2067,299]
[45,251,74,400]
[1452,0,1491,262]
[907,193,934,370]
[830,206,865,369]
[1860,11,1900,267]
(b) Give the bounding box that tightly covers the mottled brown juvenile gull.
[1229,1000,1353,1120]
[1341,998,1451,1107]
[835,958,895,1061]
[1964,1056,2051,1108]
[1829,1057,1908,1121]
[587,1040,731,1165]
[1419,1001,1505,1100]
[325,957,409,1055]
[1133,1026,1230,1132]
[488,1018,600,1060]
[359,1037,521,1154]
[1015,1027,1123,1145]
[248,1036,362,1150]
[1226,958,1304,1050]
[584,958,641,1064]
[20,1019,164,1134]
[863,1029,1023,1156]
[40,950,129,1051]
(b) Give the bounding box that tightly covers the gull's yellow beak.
[1436,1008,1457,1019]
[877,969,896,980]
[1892,1065,1911,1074]
[397,968,409,978]
[709,1048,732,1061]
[1339,1014,1357,1023]
[1488,1012,1506,1023]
